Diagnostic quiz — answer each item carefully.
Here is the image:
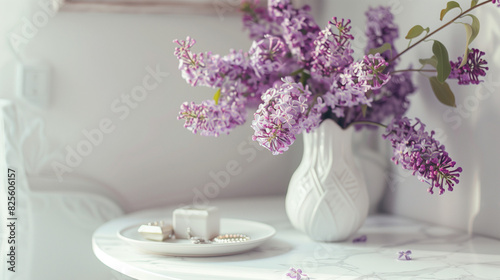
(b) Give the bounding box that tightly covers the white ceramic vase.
[286,119,369,242]
[353,129,391,214]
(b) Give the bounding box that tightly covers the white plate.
[117,218,276,257]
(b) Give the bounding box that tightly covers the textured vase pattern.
[286,119,369,242]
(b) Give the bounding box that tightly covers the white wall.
[468,6,500,239]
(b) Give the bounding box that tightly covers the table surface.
[92,195,500,280]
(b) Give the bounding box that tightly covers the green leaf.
[459,48,470,69]
[429,76,456,107]
[457,15,480,68]
[213,88,221,105]
[440,1,461,21]
[361,91,373,117]
[419,56,438,69]
[361,104,368,118]
[368,42,392,55]
[463,14,480,44]
[459,23,473,68]
[432,40,452,83]
[405,25,425,39]
[471,0,479,8]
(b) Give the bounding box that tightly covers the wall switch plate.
[17,62,51,108]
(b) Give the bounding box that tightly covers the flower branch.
[389,0,491,63]
[171,0,498,195]
[391,69,437,74]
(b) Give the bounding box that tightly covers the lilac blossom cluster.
[365,6,399,68]
[241,0,281,41]
[449,48,489,85]
[248,35,288,78]
[174,36,261,136]
[383,117,462,195]
[267,0,321,67]
[348,6,415,129]
[493,0,500,7]
[174,2,410,152]
[252,77,324,155]
[323,53,392,116]
[349,71,415,129]
[178,99,246,137]
[173,0,475,193]
[311,17,354,78]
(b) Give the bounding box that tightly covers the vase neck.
[302,119,354,158]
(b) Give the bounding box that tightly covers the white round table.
[93,195,500,280]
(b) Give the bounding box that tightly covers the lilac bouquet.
[174,0,495,195]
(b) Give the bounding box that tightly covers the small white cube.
[173,206,220,240]
[138,222,173,241]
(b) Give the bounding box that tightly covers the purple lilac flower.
[241,0,281,40]
[178,98,246,137]
[221,49,250,80]
[365,6,399,66]
[361,54,392,90]
[347,5,414,129]
[349,71,415,129]
[267,0,292,24]
[327,53,391,113]
[174,37,224,88]
[285,267,309,280]
[174,35,272,107]
[251,77,324,155]
[249,35,288,77]
[398,250,412,260]
[174,37,262,95]
[221,49,260,99]
[268,0,321,68]
[383,117,463,195]
[352,235,367,243]
[311,17,355,77]
[340,53,391,94]
[449,48,489,85]
[493,0,500,7]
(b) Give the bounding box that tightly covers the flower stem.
[290,68,304,76]
[305,93,323,116]
[389,0,492,64]
[391,69,437,74]
[240,2,259,22]
[299,72,311,87]
[347,120,387,129]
